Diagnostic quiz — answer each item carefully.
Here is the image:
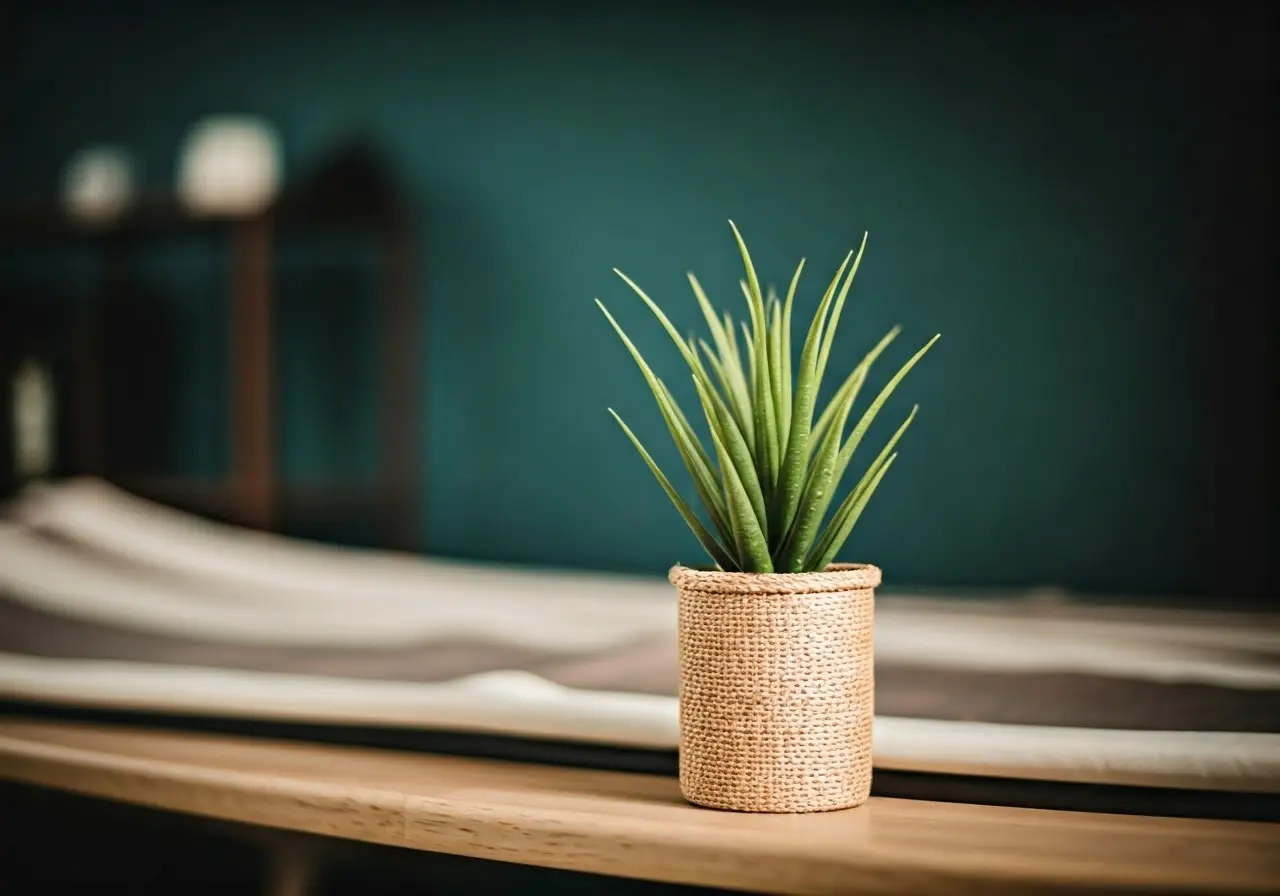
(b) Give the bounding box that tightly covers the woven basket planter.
[669,562,881,813]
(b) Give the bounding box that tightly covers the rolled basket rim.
[668,562,881,594]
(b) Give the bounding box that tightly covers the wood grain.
[0,718,1276,895]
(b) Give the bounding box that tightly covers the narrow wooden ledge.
[0,718,1276,895]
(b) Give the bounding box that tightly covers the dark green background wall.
[1,3,1269,595]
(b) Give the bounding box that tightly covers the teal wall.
[0,4,1216,593]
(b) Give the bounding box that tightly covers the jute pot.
[669,563,880,813]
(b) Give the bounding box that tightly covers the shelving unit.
[0,145,422,550]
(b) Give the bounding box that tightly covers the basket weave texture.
[670,563,880,813]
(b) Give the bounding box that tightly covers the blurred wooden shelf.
[0,144,422,551]
[111,475,416,531]
[0,148,409,247]
[2,719,1278,894]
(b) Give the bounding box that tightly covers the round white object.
[177,116,282,216]
[62,146,134,224]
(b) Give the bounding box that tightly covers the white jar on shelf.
[62,145,134,224]
[177,116,282,216]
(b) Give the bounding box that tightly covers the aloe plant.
[598,222,938,573]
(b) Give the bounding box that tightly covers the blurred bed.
[2,478,1278,820]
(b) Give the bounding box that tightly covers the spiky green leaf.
[698,340,750,438]
[808,451,899,571]
[608,409,738,571]
[654,376,732,538]
[835,335,939,478]
[693,377,772,571]
[607,276,769,534]
[778,366,863,569]
[771,250,854,541]
[768,298,786,484]
[814,232,869,385]
[689,273,752,426]
[811,325,901,450]
[779,258,804,456]
[596,300,728,528]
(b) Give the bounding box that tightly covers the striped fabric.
[2,478,1278,794]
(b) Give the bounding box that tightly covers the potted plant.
[597,222,938,813]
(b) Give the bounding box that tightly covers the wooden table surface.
[0,718,1276,895]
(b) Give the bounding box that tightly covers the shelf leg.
[230,215,274,531]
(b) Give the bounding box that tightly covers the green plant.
[597,222,939,573]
